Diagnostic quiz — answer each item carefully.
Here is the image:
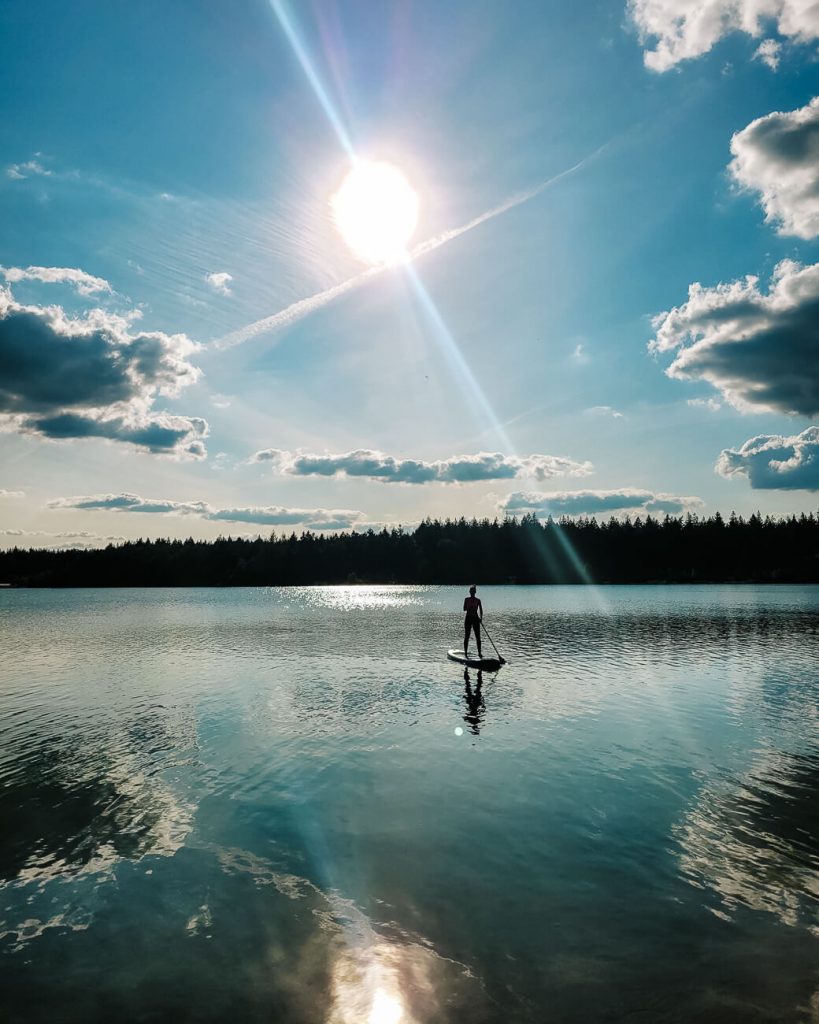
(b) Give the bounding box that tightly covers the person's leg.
[464,619,470,655]
[473,620,482,656]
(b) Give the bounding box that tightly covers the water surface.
[1,585,818,1022]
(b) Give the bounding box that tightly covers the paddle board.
[447,649,502,670]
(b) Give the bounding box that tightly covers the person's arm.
[478,599,483,620]
[463,598,468,611]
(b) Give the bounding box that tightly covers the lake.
[1,585,818,1023]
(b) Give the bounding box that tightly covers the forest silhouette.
[2,512,818,586]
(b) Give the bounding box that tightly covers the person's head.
[469,585,477,595]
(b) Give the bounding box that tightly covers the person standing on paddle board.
[463,585,483,658]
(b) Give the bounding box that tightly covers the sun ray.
[269,0,355,159]
[260,0,607,600]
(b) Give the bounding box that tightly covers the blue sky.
[1,0,818,546]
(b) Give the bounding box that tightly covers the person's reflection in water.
[463,668,485,735]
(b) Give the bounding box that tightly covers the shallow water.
[1,585,818,1023]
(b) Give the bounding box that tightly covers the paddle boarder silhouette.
[463,585,482,658]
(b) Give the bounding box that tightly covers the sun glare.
[368,987,404,1024]
[332,160,419,265]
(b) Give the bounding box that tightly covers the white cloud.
[753,37,782,67]
[572,341,590,363]
[729,96,819,239]
[208,506,361,530]
[0,284,207,457]
[649,259,819,416]
[0,489,24,498]
[49,494,209,515]
[500,488,704,516]
[1,265,111,297]
[717,426,819,488]
[49,493,364,531]
[352,520,421,534]
[629,0,819,71]
[0,529,125,549]
[687,397,722,410]
[6,159,51,180]
[585,405,624,418]
[251,448,593,484]
[205,272,233,297]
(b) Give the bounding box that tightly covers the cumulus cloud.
[207,507,361,530]
[0,489,24,498]
[629,0,819,71]
[6,159,51,180]
[19,412,208,456]
[649,259,819,416]
[753,37,782,67]
[717,426,819,488]
[729,96,819,239]
[251,448,593,484]
[500,489,704,517]
[49,493,364,531]
[0,285,207,456]
[1,266,111,296]
[205,272,233,297]
[49,494,207,515]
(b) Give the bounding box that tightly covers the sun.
[332,160,419,265]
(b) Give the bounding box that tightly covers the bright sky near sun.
[1,0,819,547]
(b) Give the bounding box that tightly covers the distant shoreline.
[2,581,818,589]
[2,513,818,587]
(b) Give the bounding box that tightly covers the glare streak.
[269,0,355,158]
[403,261,514,451]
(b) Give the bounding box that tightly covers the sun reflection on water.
[369,986,404,1024]
[328,940,416,1024]
[294,585,428,611]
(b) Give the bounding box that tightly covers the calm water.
[1,585,818,1023]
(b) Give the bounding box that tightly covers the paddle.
[480,620,506,664]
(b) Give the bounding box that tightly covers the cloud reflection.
[675,749,819,929]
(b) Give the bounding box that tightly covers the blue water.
[1,585,818,1023]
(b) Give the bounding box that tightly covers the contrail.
[214,265,382,350]
[409,147,602,260]
[213,144,607,351]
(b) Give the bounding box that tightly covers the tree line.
[2,512,818,586]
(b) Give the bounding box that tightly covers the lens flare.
[333,161,419,265]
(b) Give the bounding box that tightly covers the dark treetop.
[2,512,818,586]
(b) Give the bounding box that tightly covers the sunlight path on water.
[265,0,608,606]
